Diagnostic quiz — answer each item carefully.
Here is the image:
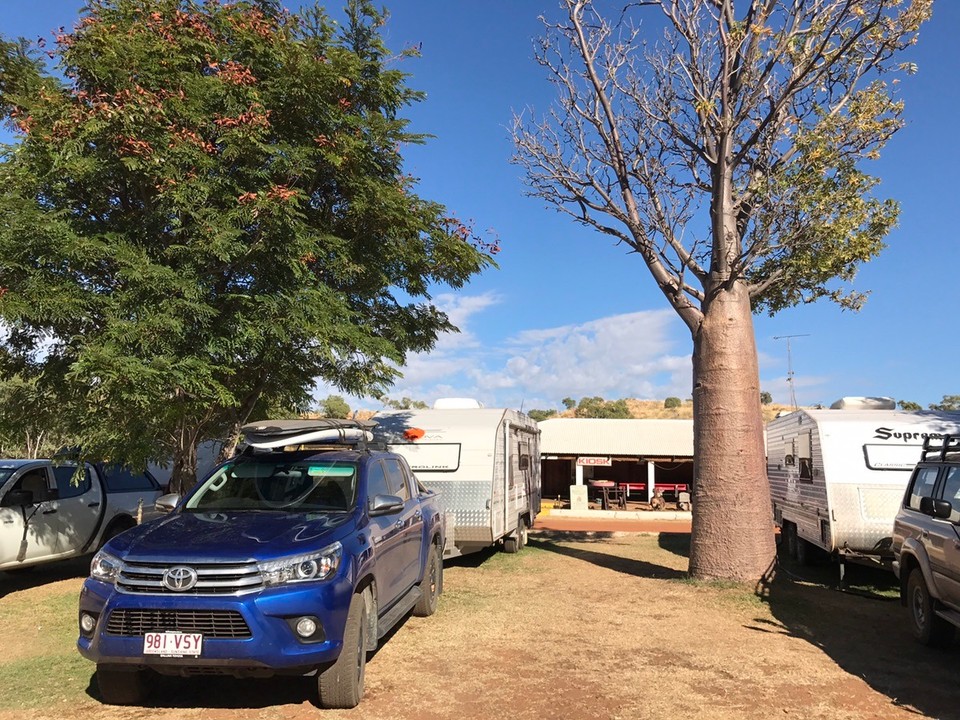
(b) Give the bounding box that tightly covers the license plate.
[143,632,203,657]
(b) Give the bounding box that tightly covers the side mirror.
[1,489,34,507]
[919,496,953,519]
[368,494,404,517]
[154,493,181,514]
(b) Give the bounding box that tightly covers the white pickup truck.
[0,459,163,573]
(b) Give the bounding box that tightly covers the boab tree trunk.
[690,281,775,581]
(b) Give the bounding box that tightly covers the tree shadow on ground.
[527,535,686,579]
[657,532,690,559]
[0,555,89,598]
[757,555,960,720]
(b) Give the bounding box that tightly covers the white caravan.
[373,405,541,558]
[767,399,960,569]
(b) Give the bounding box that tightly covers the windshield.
[185,458,357,513]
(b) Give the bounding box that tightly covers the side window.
[908,467,940,510]
[797,432,813,482]
[940,467,960,523]
[103,465,158,492]
[14,469,53,502]
[366,462,390,505]
[53,465,92,499]
[383,458,410,501]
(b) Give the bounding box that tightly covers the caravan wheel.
[784,523,799,560]
[503,519,526,554]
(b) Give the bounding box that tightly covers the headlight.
[90,550,122,584]
[258,542,342,587]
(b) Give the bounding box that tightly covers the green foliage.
[0,0,490,481]
[384,396,428,410]
[575,396,631,419]
[929,396,960,411]
[527,409,556,422]
[760,391,773,406]
[897,399,921,411]
[319,394,350,419]
[664,397,682,409]
[561,397,576,410]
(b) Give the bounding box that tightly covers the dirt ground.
[2,530,960,720]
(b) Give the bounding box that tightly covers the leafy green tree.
[561,397,576,410]
[527,409,556,422]
[319,395,350,419]
[0,0,491,491]
[576,396,631,419]
[760,391,773,406]
[514,0,929,581]
[929,396,960,411]
[898,399,922,411]
[664,397,682,409]
[385,396,429,410]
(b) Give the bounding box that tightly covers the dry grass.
[1,534,957,720]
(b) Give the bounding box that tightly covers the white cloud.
[314,296,692,412]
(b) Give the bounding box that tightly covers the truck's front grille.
[105,609,252,638]
[117,560,263,595]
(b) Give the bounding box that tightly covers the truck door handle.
[88,502,100,508]
[42,509,57,515]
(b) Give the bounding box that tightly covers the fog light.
[80,613,96,634]
[295,617,317,638]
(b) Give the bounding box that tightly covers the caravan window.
[908,467,940,511]
[797,432,813,482]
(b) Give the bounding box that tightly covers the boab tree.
[0,0,492,492]
[514,0,930,581]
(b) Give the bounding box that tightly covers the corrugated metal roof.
[538,418,694,457]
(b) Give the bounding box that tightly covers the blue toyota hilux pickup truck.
[77,419,444,708]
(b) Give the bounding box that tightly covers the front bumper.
[77,573,355,674]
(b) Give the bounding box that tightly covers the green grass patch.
[0,653,92,709]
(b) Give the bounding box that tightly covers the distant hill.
[550,398,794,424]
[344,399,796,424]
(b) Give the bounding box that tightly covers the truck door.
[0,466,60,565]
[365,460,409,609]
[932,467,960,606]
[52,464,103,554]
[383,458,423,593]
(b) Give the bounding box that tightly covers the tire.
[784,523,799,560]
[96,665,149,705]
[98,519,135,550]
[318,591,367,709]
[503,518,527,554]
[907,568,955,648]
[413,544,442,617]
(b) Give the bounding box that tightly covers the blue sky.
[3,1,959,413]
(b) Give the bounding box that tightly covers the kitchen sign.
[576,456,612,467]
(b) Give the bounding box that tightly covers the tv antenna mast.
[773,334,809,410]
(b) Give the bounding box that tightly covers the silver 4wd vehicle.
[892,435,960,646]
[0,460,162,573]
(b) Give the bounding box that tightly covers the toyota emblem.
[162,566,199,592]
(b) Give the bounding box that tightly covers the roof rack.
[240,419,378,452]
[920,435,960,462]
